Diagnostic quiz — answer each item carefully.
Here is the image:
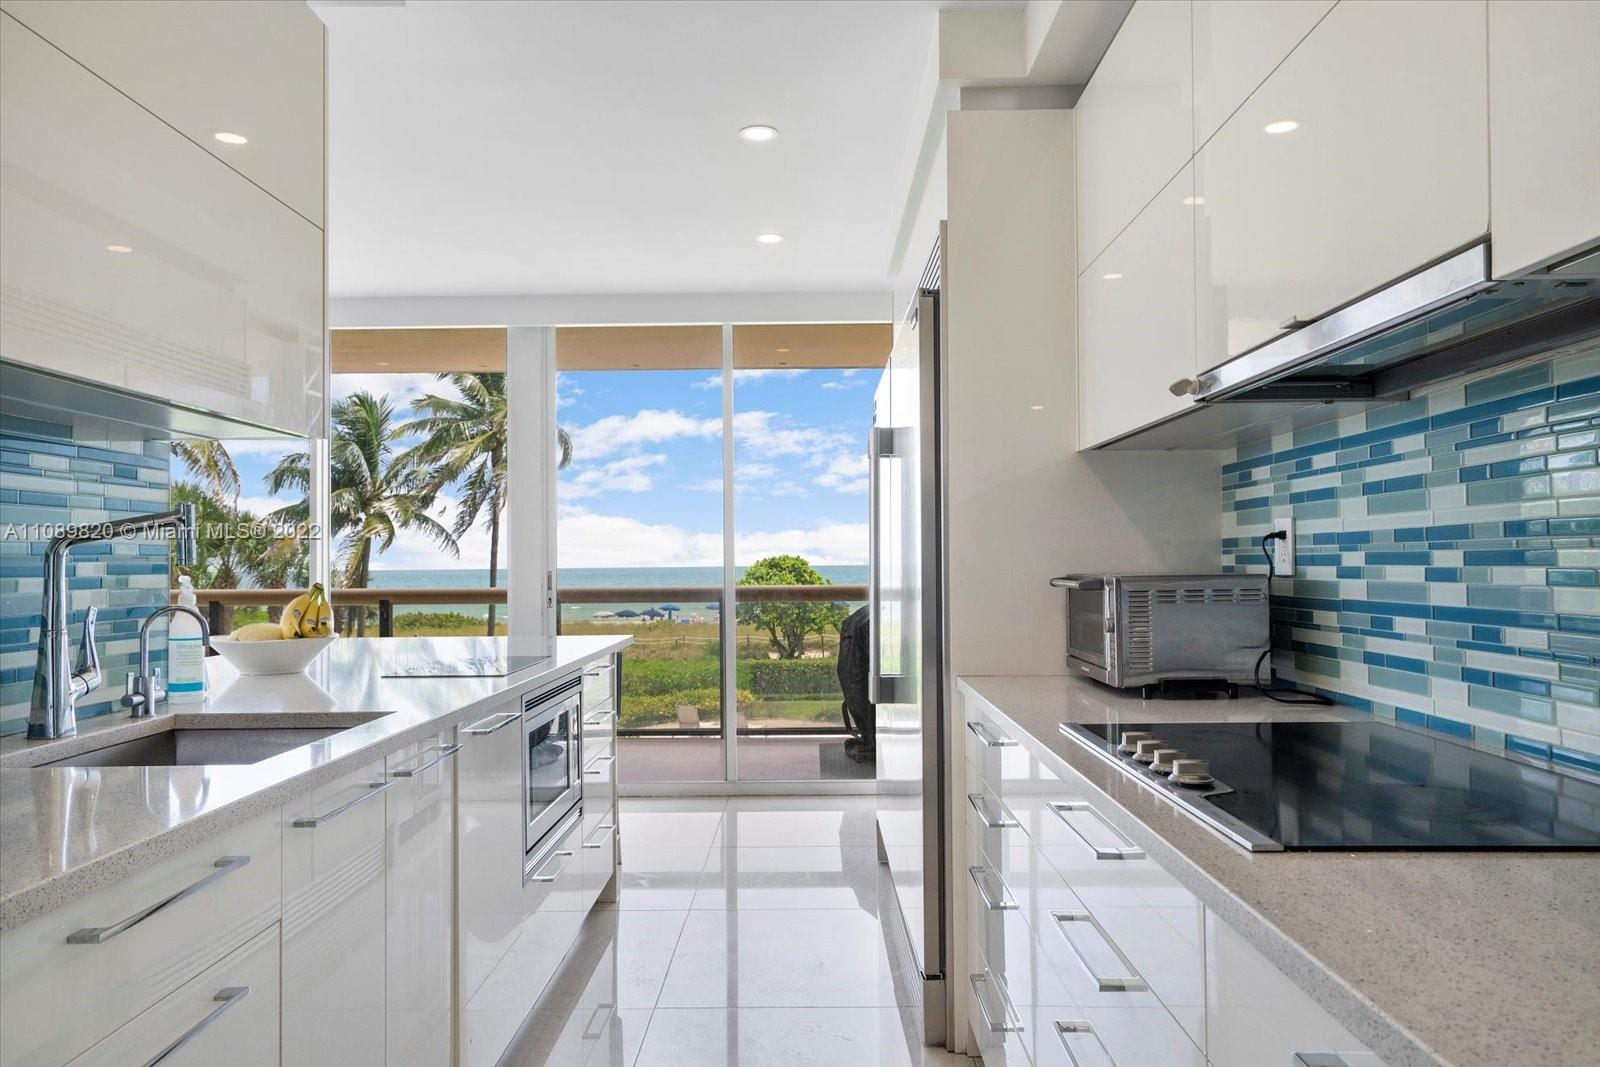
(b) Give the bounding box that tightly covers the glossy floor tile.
[501,797,978,1067]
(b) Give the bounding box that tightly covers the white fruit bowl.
[209,634,337,676]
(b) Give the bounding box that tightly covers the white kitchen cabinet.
[1078,164,1198,448]
[0,11,325,439]
[1190,0,1335,149]
[1206,910,1375,1067]
[1193,0,1489,367]
[385,731,459,1067]
[0,808,281,1067]
[1488,0,1600,276]
[65,924,281,1067]
[1074,0,1192,273]
[282,758,390,1067]
[0,0,325,225]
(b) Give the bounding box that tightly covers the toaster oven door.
[1053,576,1109,669]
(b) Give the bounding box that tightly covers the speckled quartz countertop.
[957,674,1600,1067]
[0,635,629,931]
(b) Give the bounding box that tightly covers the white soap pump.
[167,575,207,703]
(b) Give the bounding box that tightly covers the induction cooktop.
[381,654,553,678]
[1060,720,1600,852]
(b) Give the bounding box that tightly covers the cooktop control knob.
[1150,748,1185,774]
[1133,739,1166,763]
[1169,758,1214,787]
[1117,731,1155,755]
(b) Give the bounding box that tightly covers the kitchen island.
[957,674,1600,1067]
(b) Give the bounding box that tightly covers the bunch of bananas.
[230,583,336,641]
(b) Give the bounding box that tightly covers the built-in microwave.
[1049,574,1269,694]
[522,678,582,872]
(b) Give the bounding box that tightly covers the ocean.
[364,565,869,620]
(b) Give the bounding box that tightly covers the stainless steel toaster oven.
[1049,574,1269,692]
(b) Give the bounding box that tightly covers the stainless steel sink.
[41,727,342,768]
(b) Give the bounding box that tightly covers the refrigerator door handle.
[869,425,905,705]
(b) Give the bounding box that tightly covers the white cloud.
[217,439,301,457]
[368,490,500,572]
[556,374,583,408]
[561,453,666,499]
[690,374,721,391]
[815,453,869,494]
[332,372,457,407]
[821,377,867,391]
[733,411,855,462]
[686,462,786,495]
[568,409,720,461]
[734,521,868,566]
[555,508,867,568]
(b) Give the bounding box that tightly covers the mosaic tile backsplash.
[1,417,171,736]
[1221,338,1600,774]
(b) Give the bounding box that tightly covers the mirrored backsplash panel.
[0,416,170,735]
[1220,336,1600,775]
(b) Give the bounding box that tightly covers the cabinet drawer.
[0,808,281,1067]
[582,736,617,821]
[582,659,616,713]
[964,708,1033,799]
[67,923,280,1067]
[582,705,617,745]
[579,813,618,910]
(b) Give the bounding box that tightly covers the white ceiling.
[315,0,987,299]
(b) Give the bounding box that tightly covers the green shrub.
[746,658,839,698]
[622,658,723,695]
[618,687,755,729]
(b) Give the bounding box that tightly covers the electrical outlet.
[1269,516,1295,577]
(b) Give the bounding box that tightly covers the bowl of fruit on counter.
[209,584,339,675]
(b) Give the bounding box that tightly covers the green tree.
[735,555,847,659]
[171,440,240,502]
[267,391,458,632]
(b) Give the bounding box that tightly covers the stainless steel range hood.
[1105,242,1600,450]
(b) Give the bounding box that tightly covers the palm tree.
[268,391,458,633]
[171,440,240,502]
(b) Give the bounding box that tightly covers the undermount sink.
[42,727,342,769]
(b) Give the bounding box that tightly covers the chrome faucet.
[28,503,199,739]
[122,604,211,717]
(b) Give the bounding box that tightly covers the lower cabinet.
[66,924,281,1067]
[281,757,390,1066]
[386,730,460,1067]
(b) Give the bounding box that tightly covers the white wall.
[943,107,1219,678]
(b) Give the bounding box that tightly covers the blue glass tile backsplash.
[1221,339,1600,773]
[0,417,171,736]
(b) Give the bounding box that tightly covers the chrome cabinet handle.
[966,720,1017,748]
[1049,576,1105,590]
[142,986,249,1067]
[68,856,251,944]
[584,753,615,776]
[390,743,462,778]
[968,792,1019,830]
[968,865,1017,911]
[1168,377,1202,397]
[583,710,615,727]
[527,849,575,883]
[462,709,522,735]
[1048,800,1144,860]
[292,781,392,828]
[582,822,616,849]
[1051,911,1149,992]
[968,972,1024,1034]
[1054,1020,1116,1067]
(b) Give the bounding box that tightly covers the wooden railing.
[180,584,868,637]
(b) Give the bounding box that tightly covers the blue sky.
[198,366,874,571]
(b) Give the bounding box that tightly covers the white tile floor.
[500,796,979,1067]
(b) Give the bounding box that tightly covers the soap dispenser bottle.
[167,574,206,703]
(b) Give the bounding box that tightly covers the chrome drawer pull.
[968,792,1019,830]
[968,972,1024,1034]
[527,849,576,883]
[967,720,1017,748]
[390,743,462,778]
[68,856,251,944]
[292,781,393,828]
[143,986,249,1066]
[968,865,1017,911]
[582,822,617,849]
[1051,910,1149,992]
[1048,800,1144,860]
[584,753,616,776]
[462,709,522,735]
[583,710,615,727]
[1054,1020,1116,1067]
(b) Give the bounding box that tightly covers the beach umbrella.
[593,610,615,619]
[660,603,681,620]
[641,608,664,620]
[615,609,639,618]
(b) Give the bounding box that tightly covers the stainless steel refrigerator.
[872,234,949,1044]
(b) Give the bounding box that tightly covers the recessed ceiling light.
[376,361,391,367]
[1101,272,1123,280]
[1263,120,1299,135]
[213,131,248,145]
[105,244,133,254]
[755,233,784,244]
[739,125,779,143]
[776,347,791,353]
[1030,404,1044,411]
[1183,195,1206,206]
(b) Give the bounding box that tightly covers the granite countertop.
[0,635,629,931]
[957,674,1600,1067]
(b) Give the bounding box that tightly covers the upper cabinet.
[1190,0,1334,149]
[0,10,325,439]
[1193,1,1488,367]
[1074,0,1192,273]
[0,0,325,226]
[1487,0,1600,277]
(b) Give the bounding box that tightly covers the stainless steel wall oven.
[522,678,582,874]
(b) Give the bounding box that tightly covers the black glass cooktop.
[1069,721,1600,850]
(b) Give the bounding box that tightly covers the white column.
[720,324,737,781]
[507,326,558,640]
